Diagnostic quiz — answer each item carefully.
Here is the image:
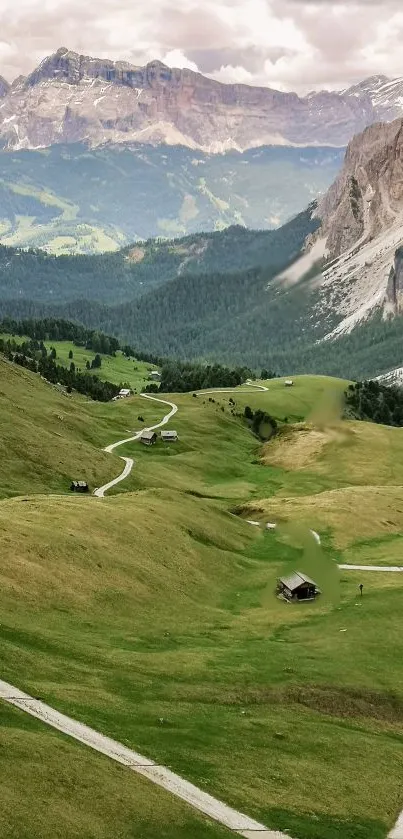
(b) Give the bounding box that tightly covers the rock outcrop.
[0,47,403,152]
[317,119,403,259]
[0,76,9,99]
[279,118,403,338]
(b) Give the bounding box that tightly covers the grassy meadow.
[1,366,403,838]
[42,340,157,393]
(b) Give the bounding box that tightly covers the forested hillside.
[2,204,403,379]
[0,207,318,305]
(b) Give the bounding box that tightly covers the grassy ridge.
[1,370,403,837]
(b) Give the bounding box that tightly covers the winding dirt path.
[94,386,268,498]
[94,394,177,497]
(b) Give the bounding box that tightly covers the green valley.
[1,353,403,839]
[0,143,343,252]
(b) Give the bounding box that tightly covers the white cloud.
[0,0,401,92]
[161,49,199,72]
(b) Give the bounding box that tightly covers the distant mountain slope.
[1,48,403,152]
[0,207,333,371]
[0,143,343,252]
[0,211,318,304]
[2,198,403,379]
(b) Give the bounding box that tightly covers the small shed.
[161,430,178,442]
[277,571,320,602]
[140,430,157,446]
[118,388,131,398]
[284,379,294,387]
[70,480,89,493]
[150,371,161,381]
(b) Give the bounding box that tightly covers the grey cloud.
[154,7,237,52]
[270,0,397,65]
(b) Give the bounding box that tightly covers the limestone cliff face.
[299,118,403,338]
[0,47,400,152]
[386,248,403,312]
[317,118,403,259]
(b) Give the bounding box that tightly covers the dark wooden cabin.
[277,571,320,602]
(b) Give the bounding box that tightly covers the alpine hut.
[277,571,320,602]
[140,430,157,446]
[70,480,89,493]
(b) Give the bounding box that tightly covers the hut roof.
[141,430,157,440]
[279,571,319,592]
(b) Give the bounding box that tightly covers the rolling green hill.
[2,369,403,838]
[0,143,343,252]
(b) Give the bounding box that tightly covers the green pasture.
[1,363,403,837]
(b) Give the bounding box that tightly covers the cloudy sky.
[0,0,401,92]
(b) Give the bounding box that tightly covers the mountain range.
[1,49,403,152]
[1,49,403,251]
[1,49,403,379]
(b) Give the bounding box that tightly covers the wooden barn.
[277,571,320,602]
[140,430,157,446]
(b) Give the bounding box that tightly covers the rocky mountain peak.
[347,74,389,94]
[1,48,403,153]
[24,47,134,87]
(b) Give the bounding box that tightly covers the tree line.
[0,317,283,394]
[345,380,403,427]
[155,360,255,393]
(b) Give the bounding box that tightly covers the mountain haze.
[0,142,343,252]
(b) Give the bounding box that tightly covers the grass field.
[0,334,159,393]
[1,367,403,838]
[1,703,229,839]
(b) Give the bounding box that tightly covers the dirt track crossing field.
[0,679,292,839]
